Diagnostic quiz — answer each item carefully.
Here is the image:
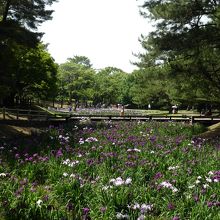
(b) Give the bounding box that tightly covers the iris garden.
[0,120,219,219]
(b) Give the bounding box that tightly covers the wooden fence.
[1,107,220,125]
[0,107,57,120]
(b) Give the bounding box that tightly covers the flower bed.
[0,121,219,219]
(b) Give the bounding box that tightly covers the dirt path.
[0,124,42,139]
[197,122,220,139]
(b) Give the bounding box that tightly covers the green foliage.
[20,44,57,97]
[93,67,129,106]
[58,56,96,106]
[0,0,58,48]
[0,43,58,104]
[0,0,58,105]
[0,0,57,28]
[0,121,219,219]
[137,0,220,107]
[67,55,93,68]
[57,62,132,108]
[128,67,170,108]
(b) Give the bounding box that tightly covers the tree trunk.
[61,99,63,108]
[2,0,11,22]
[74,100,79,111]
[15,96,19,106]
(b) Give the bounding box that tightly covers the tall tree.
[138,0,220,105]
[17,44,58,103]
[129,67,170,109]
[58,57,95,109]
[0,0,58,46]
[93,67,128,106]
[0,0,57,27]
[0,0,58,105]
[1,43,58,105]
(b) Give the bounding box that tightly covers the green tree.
[93,67,129,106]
[129,67,170,109]
[3,44,58,105]
[21,45,58,103]
[0,0,58,105]
[58,57,95,109]
[0,0,58,49]
[138,0,220,107]
[67,55,92,68]
[0,0,57,26]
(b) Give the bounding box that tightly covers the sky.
[39,0,153,73]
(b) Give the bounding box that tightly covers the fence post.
[190,116,194,125]
[3,107,5,120]
[66,116,69,122]
[16,109,19,120]
[28,110,31,120]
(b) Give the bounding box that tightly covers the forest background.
[1,0,220,112]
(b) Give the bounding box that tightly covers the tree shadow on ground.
[197,122,220,139]
[0,124,41,140]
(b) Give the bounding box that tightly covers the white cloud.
[39,0,153,72]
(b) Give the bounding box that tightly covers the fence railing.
[1,107,220,124]
[0,107,56,120]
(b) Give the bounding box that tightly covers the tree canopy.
[136,0,220,107]
[0,0,58,106]
[58,56,95,108]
